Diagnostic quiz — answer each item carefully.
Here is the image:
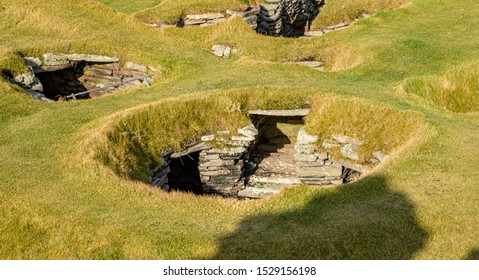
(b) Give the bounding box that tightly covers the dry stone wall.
[148,111,389,199]
[7,54,154,101]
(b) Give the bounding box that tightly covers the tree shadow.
[213,175,428,259]
[464,248,479,260]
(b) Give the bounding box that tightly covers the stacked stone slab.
[183,13,226,27]
[199,125,257,196]
[149,151,172,191]
[8,54,153,101]
[256,0,326,37]
[295,126,343,185]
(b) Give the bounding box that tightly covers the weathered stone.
[201,135,215,142]
[237,187,281,199]
[200,176,210,182]
[297,61,324,70]
[249,109,310,117]
[201,154,220,160]
[208,146,247,156]
[186,13,225,21]
[373,151,389,162]
[171,142,211,158]
[294,143,316,154]
[22,57,42,68]
[294,153,318,162]
[297,126,318,145]
[152,175,168,186]
[43,53,69,66]
[231,135,255,142]
[124,61,147,72]
[212,45,232,58]
[226,140,252,147]
[201,159,235,167]
[238,124,258,137]
[66,54,119,63]
[340,143,359,161]
[304,30,325,37]
[297,165,343,178]
[322,141,340,149]
[256,0,326,37]
[200,169,231,176]
[332,134,364,145]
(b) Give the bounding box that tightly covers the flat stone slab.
[248,109,310,117]
[238,187,281,199]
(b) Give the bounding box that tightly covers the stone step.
[248,175,301,185]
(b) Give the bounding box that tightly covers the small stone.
[124,61,147,72]
[340,144,359,160]
[201,154,220,160]
[295,143,316,154]
[322,141,340,149]
[209,146,246,155]
[201,135,215,142]
[201,169,231,176]
[373,151,389,162]
[332,134,364,145]
[231,135,255,141]
[22,57,42,68]
[297,165,343,178]
[201,159,235,167]
[294,153,318,162]
[237,124,258,137]
[297,126,318,145]
[212,45,232,58]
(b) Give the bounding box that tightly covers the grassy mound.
[97,88,425,182]
[312,0,411,29]
[402,62,479,113]
[133,0,254,24]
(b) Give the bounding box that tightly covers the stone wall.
[148,111,389,199]
[7,54,153,101]
[256,0,326,37]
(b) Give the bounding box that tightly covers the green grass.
[1,0,479,259]
[133,0,252,24]
[95,0,164,14]
[402,62,479,113]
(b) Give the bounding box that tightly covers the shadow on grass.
[213,175,428,259]
[464,248,479,260]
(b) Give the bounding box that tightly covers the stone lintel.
[248,109,310,117]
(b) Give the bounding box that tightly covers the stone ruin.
[150,0,326,38]
[256,0,326,37]
[6,54,154,101]
[149,109,389,199]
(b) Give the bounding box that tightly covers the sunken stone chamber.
[9,54,152,101]
[148,109,388,199]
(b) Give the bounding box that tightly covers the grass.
[0,0,479,259]
[402,62,479,113]
[133,0,255,24]
[95,0,164,14]
[312,0,411,29]
[98,89,425,181]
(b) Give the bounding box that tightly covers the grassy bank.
[402,62,479,113]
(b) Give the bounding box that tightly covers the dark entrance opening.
[35,63,88,100]
[168,152,203,194]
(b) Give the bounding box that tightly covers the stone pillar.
[199,125,258,196]
[294,126,343,185]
